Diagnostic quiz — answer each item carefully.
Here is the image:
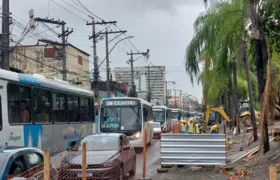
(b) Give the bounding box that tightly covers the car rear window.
[78,136,119,151]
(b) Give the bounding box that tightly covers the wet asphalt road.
[134,139,161,179]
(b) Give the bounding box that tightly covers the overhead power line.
[76,0,104,21]
[50,0,86,22]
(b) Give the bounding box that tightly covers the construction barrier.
[160,133,226,166]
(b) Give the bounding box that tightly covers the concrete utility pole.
[180,91,182,109]
[35,17,73,81]
[99,29,127,97]
[127,49,150,88]
[105,28,110,97]
[129,50,134,87]
[147,64,151,102]
[173,89,182,109]
[86,20,116,97]
[1,0,10,70]
[61,23,67,80]
[174,90,177,108]
[165,81,176,106]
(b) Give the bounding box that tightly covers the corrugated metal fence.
[161,134,226,166]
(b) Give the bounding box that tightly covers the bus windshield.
[172,111,180,120]
[100,106,142,131]
[152,110,165,125]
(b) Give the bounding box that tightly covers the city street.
[51,139,161,179]
[135,139,161,179]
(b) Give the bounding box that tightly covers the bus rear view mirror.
[67,140,77,150]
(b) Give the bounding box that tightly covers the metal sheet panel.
[161,134,226,166]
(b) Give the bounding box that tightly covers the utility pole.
[182,96,185,110]
[127,49,150,98]
[105,28,110,97]
[2,0,10,70]
[173,89,182,109]
[180,91,182,109]
[174,90,177,108]
[61,23,67,81]
[165,81,175,106]
[127,49,149,87]
[35,17,73,81]
[147,64,151,102]
[129,50,134,87]
[99,29,127,97]
[86,20,116,98]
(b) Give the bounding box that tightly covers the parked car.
[153,122,161,138]
[0,146,57,180]
[59,133,136,180]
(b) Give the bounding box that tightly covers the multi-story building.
[169,96,182,109]
[114,66,166,103]
[9,44,91,90]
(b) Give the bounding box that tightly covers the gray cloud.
[10,0,204,101]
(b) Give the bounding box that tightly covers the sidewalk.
[150,127,280,180]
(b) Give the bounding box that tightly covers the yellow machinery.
[203,105,230,132]
[239,101,260,127]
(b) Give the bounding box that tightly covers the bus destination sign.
[104,100,138,106]
[153,108,164,111]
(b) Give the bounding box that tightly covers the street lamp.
[98,36,134,69]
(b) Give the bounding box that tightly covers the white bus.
[99,97,154,148]
[171,108,183,123]
[152,106,172,133]
[0,69,95,156]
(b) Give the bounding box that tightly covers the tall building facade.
[9,44,91,90]
[114,66,166,103]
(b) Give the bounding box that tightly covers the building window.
[78,55,83,65]
[44,48,55,58]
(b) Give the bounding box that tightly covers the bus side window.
[80,97,90,122]
[0,96,2,131]
[33,88,51,123]
[8,83,31,124]
[91,98,96,123]
[148,106,153,121]
[52,92,67,123]
[68,95,80,123]
[143,106,148,122]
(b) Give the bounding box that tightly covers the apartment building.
[10,44,91,90]
[114,66,166,102]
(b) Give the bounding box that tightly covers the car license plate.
[77,172,92,177]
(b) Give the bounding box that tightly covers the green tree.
[200,0,280,153]
[186,0,258,139]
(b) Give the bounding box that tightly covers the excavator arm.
[203,105,230,131]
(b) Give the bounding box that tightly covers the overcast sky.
[11,0,204,101]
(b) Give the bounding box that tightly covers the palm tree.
[199,0,280,151]
[186,0,260,139]
[186,0,245,119]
